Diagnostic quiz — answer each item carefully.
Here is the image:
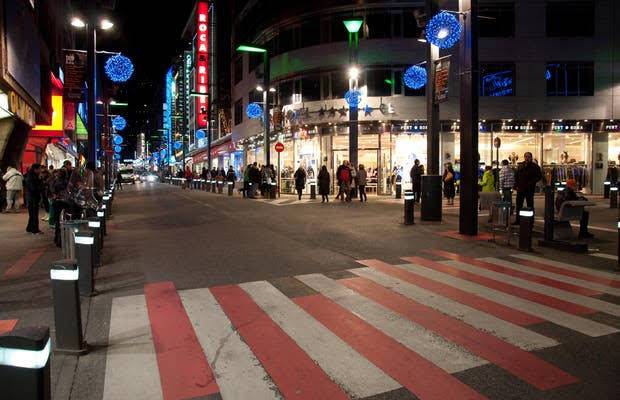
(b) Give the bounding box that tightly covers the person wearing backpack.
[2,164,23,213]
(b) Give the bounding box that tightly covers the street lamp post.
[344,18,363,169]
[237,45,270,167]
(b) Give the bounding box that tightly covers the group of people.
[2,160,105,245]
[178,166,237,191]
[293,160,369,203]
[243,162,276,198]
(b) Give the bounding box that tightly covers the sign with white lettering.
[434,56,451,104]
[195,2,209,128]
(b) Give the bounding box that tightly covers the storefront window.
[542,132,591,188]
[392,133,427,187]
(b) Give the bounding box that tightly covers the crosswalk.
[102,252,620,400]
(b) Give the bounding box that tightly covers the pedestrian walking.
[184,167,193,189]
[357,164,368,202]
[442,163,456,205]
[479,165,495,193]
[318,165,330,203]
[336,161,352,202]
[410,159,424,203]
[3,164,23,213]
[294,166,306,200]
[513,152,542,224]
[25,164,43,234]
[116,170,123,190]
[249,162,261,198]
[243,164,251,198]
[499,159,515,211]
[226,166,236,190]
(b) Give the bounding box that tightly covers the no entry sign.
[275,142,284,153]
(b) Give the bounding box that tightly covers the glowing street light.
[100,19,114,30]
[71,17,86,28]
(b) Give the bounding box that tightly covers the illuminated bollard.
[611,186,618,209]
[0,326,51,400]
[395,181,402,199]
[310,181,316,200]
[75,230,95,297]
[50,260,87,354]
[211,180,217,192]
[604,181,611,199]
[87,218,102,267]
[218,181,224,194]
[404,190,415,225]
[270,182,277,199]
[518,208,534,252]
[228,181,234,196]
[97,210,107,237]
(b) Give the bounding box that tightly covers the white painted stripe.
[481,257,620,297]
[397,264,618,337]
[443,260,620,317]
[592,253,618,261]
[295,274,487,373]
[178,288,280,400]
[349,267,558,351]
[103,295,163,400]
[271,198,293,205]
[287,199,313,205]
[240,281,399,397]
[512,254,620,281]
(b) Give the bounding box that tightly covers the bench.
[553,200,596,240]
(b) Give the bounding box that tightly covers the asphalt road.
[2,182,620,400]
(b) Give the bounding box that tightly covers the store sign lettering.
[554,125,584,131]
[605,125,619,131]
[501,125,532,131]
[195,1,209,128]
[8,91,35,126]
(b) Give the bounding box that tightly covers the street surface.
[1,183,620,400]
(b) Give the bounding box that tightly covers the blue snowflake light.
[246,102,263,119]
[425,12,461,49]
[404,65,427,89]
[104,54,134,83]
[113,135,123,145]
[344,90,361,108]
[195,130,206,140]
[160,149,167,158]
[545,70,552,81]
[174,141,183,150]
[112,115,127,131]
[114,145,122,153]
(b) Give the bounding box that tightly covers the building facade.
[227,0,620,194]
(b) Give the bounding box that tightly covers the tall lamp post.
[343,18,363,169]
[237,45,270,167]
[70,15,114,164]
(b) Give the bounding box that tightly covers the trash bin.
[60,220,88,260]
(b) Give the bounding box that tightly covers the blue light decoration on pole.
[160,149,167,159]
[174,141,183,150]
[344,89,361,108]
[246,102,263,119]
[114,154,121,160]
[114,145,122,153]
[112,115,127,131]
[404,65,427,89]
[104,54,134,83]
[113,135,124,145]
[425,12,461,49]
[195,130,206,140]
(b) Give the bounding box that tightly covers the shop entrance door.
[332,149,379,195]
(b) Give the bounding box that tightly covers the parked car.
[119,168,136,183]
[140,172,159,183]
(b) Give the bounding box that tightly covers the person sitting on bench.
[555,179,594,239]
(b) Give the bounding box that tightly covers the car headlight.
[147,175,156,182]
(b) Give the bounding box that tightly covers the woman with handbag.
[442,163,456,205]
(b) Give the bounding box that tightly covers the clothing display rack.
[542,164,589,189]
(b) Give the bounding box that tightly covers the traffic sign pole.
[275,142,284,197]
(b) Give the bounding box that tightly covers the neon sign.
[481,70,513,97]
[195,1,209,128]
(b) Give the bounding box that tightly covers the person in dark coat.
[294,166,306,200]
[410,159,424,203]
[442,163,456,205]
[25,164,43,234]
[513,152,542,224]
[226,166,236,189]
[318,166,330,203]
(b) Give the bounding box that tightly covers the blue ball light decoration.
[404,65,427,90]
[104,54,134,83]
[425,12,461,49]
[114,154,121,160]
[112,115,127,131]
[195,130,206,140]
[113,135,123,145]
[114,145,122,153]
[160,149,167,158]
[174,141,183,150]
[246,102,263,119]
[344,90,361,108]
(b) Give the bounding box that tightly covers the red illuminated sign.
[195,1,209,128]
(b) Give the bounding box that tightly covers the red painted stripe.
[403,256,596,316]
[341,277,579,390]
[294,294,487,400]
[3,248,46,279]
[144,282,219,400]
[210,285,348,400]
[357,259,543,326]
[0,319,18,334]
[429,250,601,297]
[509,257,620,289]
[437,231,494,242]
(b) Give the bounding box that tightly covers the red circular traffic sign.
[275,142,284,153]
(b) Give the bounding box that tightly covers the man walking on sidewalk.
[410,159,424,203]
[2,164,22,213]
[513,152,542,224]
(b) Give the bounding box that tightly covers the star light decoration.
[112,115,127,131]
[364,104,373,116]
[104,54,134,83]
[246,102,263,119]
[404,65,427,90]
[425,12,461,49]
[344,90,362,108]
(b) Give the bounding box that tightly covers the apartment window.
[301,18,321,48]
[392,13,402,37]
[320,18,331,44]
[234,99,243,125]
[321,74,330,99]
[248,53,262,73]
[367,69,392,97]
[546,62,594,96]
[331,17,348,42]
[480,63,515,96]
[546,1,594,37]
[366,13,391,39]
[393,70,402,95]
[403,8,424,38]
[233,57,243,85]
[331,71,348,99]
[279,80,293,105]
[480,2,515,37]
[302,75,321,102]
[249,89,263,104]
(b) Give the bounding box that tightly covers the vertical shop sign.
[195,1,209,128]
[434,55,451,104]
[63,50,87,101]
